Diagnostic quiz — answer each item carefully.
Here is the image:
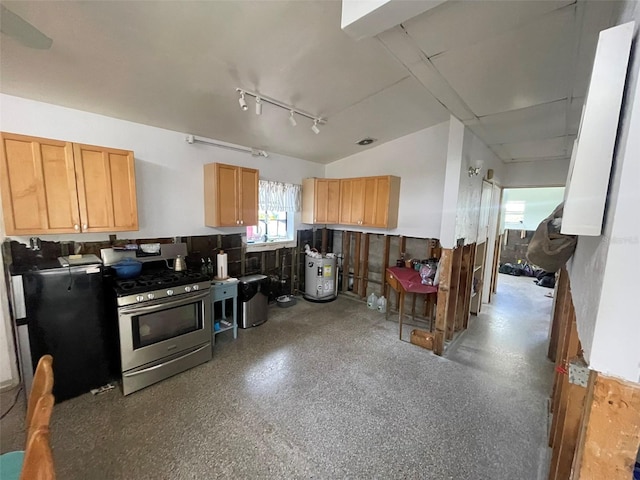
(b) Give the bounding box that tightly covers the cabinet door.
[215,163,240,226]
[315,179,340,224]
[74,144,138,232]
[371,177,391,227]
[239,167,258,226]
[339,179,355,224]
[362,177,378,226]
[0,133,81,234]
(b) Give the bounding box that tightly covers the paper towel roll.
[216,251,228,279]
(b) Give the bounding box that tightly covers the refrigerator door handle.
[10,275,26,320]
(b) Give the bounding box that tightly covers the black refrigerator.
[11,262,115,402]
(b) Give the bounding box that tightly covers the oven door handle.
[122,343,211,378]
[120,291,211,316]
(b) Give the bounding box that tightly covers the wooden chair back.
[27,393,55,440]
[26,355,54,430]
[19,427,56,480]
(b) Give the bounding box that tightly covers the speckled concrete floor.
[1,274,554,479]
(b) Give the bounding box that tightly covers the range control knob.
[136,295,144,302]
[147,293,155,300]
[192,284,199,291]
[184,286,192,293]
[166,289,174,296]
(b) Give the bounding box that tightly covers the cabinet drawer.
[211,283,238,301]
[386,272,399,292]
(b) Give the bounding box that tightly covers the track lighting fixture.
[238,91,248,111]
[235,87,325,134]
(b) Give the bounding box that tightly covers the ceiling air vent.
[356,137,377,146]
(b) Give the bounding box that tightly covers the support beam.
[446,247,462,339]
[353,232,362,296]
[321,227,328,254]
[362,233,370,299]
[342,231,351,293]
[382,235,390,298]
[433,248,453,355]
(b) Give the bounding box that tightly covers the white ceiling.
[0,0,621,164]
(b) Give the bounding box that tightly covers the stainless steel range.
[102,245,212,395]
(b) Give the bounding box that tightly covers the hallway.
[1,274,555,479]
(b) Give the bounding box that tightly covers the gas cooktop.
[113,270,210,297]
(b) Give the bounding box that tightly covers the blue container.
[111,258,142,279]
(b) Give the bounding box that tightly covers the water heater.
[303,255,337,302]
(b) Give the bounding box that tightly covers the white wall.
[324,121,450,238]
[0,94,324,243]
[0,94,324,387]
[502,187,565,231]
[569,2,640,383]
[440,117,504,248]
[454,125,505,245]
[504,159,570,188]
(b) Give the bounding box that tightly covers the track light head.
[288,110,297,127]
[255,97,262,115]
[238,92,248,111]
[311,119,320,135]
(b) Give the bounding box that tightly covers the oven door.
[118,290,211,372]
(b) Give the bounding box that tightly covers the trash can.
[237,274,268,328]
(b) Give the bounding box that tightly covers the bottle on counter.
[206,257,214,276]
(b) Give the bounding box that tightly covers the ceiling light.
[235,87,326,134]
[238,92,248,111]
[357,137,377,146]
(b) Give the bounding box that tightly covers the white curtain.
[258,180,301,212]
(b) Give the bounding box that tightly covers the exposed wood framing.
[490,234,501,298]
[382,235,390,298]
[353,232,362,296]
[361,234,370,299]
[433,248,453,355]
[547,267,592,480]
[342,231,351,293]
[445,247,462,340]
[571,373,640,480]
[463,244,476,330]
[321,227,328,254]
[548,268,569,363]
[456,245,473,331]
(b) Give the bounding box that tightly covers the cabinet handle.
[82,223,87,230]
[74,224,80,231]
[240,220,244,225]
[236,220,239,225]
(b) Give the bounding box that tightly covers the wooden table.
[385,266,438,340]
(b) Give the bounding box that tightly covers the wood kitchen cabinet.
[204,162,258,227]
[339,175,400,228]
[0,132,138,235]
[301,178,340,224]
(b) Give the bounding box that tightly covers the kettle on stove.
[174,255,186,272]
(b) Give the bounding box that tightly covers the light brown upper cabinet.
[204,162,258,227]
[302,178,340,224]
[0,132,138,235]
[339,175,400,228]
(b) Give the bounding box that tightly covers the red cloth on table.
[386,266,438,294]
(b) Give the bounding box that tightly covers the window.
[504,200,525,226]
[246,210,289,243]
[246,180,300,246]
